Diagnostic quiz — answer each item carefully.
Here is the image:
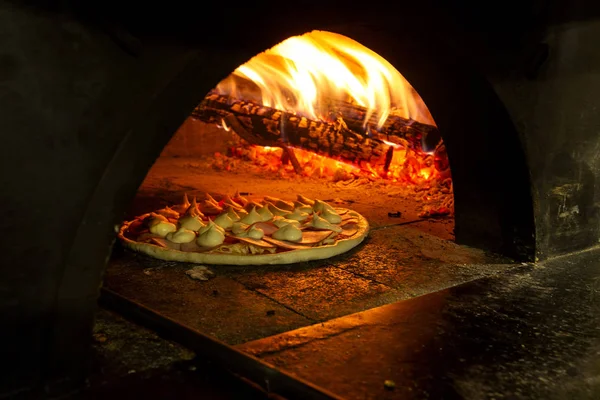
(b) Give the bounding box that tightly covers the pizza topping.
[172,193,192,214]
[221,194,242,209]
[216,242,275,255]
[285,209,310,222]
[264,195,282,204]
[265,196,295,211]
[276,200,295,211]
[246,225,265,240]
[231,223,265,240]
[225,206,241,221]
[298,230,336,244]
[178,214,206,231]
[120,194,369,263]
[222,200,242,210]
[297,194,315,206]
[273,217,301,228]
[198,193,223,214]
[257,205,274,221]
[319,208,342,224]
[231,221,249,235]
[214,213,235,230]
[146,213,168,226]
[231,222,265,240]
[252,221,278,235]
[166,227,196,244]
[262,236,311,250]
[293,201,314,214]
[205,193,219,204]
[233,190,249,206]
[179,199,204,228]
[335,208,349,216]
[155,206,179,219]
[272,223,303,242]
[240,206,262,225]
[266,203,289,216]
[341,223,360,238]
[187,197,204,216]
[235,237,275,249]
[313,199,335,213]
[202,200,223,215]
[149,220,177,237]
[196,220,226,247]
[310,212,343,233]
[244,200,264,211]
[198,219,223,234]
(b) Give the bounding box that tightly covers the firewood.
[191,93,440,168]
[221,112,302,174]
[280,144,302,175]
[324,98,440,150]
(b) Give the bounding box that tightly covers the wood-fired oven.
[2,0,600,398]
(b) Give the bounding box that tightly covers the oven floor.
[106,222,509,345]
[95,248,600,400]
[236,247,600,400]
[76,308,266,399]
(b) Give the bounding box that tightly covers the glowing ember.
[226,141,450,187]
[216,31,435,129]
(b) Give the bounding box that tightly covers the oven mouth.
[103,31,518,390]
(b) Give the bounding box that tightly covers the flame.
[216,31,435,128]
[211,31,449,189]
[216,118,231,131]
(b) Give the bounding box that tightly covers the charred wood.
[221,112,303,174]
[280,144,302,175]
[324,98,441,150]
[191,94,439,168]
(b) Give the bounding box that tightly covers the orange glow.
[217,118,231,131]
[212,30,449,189]
[239,143,446,186]
[216,31,435,128]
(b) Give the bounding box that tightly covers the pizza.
[118,192,369,266]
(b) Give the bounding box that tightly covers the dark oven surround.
[2,0,600,396]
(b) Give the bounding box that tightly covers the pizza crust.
[118,208,369,266]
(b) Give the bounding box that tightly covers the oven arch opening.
[115,27,536,263]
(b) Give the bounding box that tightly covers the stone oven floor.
[106,222,510,345]
[92,247,600,400]
[76,309,267,400]
[235,246,600,400]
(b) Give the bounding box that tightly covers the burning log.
[218,112,303,174]
[194,94,389,168]
[324,98,441,151]
[191,94,440,170]
[280,144,302,174]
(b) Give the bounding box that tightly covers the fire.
[227,143,449,186]
[217,118,231,131]
[216,31,435,129]
[209,30,451,205]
